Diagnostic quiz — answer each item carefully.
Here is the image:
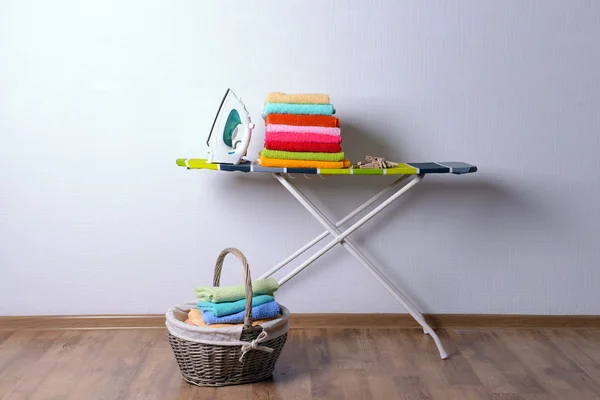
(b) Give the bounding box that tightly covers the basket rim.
[166,302,289,338]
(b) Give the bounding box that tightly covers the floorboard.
[1,328,600,399]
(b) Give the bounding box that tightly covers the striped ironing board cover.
[176,159,477,175]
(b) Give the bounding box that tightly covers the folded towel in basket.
[186,309,278,328]
[265,114,340,127]
[202,301,281,325]
[197,294,274,317]
[266,92,330,104]
[262,103,335,119]
[187,308,204,326]
[260,149,345,162]
[194,278,279,303]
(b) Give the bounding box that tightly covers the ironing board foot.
[262,172,449,360]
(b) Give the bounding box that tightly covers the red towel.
[265,131,342,144]
[265,114,340,127]
[265,140,342,153]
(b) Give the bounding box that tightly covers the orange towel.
[188,308,204,326]
[186,308,278,328]
[260,154,350,169]
[265,114,340,128]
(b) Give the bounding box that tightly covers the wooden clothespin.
[355,156,399,169]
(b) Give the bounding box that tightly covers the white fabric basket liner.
[166,301,290,346]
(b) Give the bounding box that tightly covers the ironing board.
[177,158,477,359]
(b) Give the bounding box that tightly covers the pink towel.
[266,124,341,137]
[265,131,342,144]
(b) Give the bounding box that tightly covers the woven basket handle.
[213,248,253,328]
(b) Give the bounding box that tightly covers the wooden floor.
[1,328,600,399]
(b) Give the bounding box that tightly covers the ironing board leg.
[270,173,448,360]
[271,174,424,318]
[258,174,429,327]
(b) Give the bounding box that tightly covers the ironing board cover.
[176,159,477,175]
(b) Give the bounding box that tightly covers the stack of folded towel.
[259,92,350,169]
[185,278,281,327]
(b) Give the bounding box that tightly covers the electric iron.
[206,89,254,164]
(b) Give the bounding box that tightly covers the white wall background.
[1,1,599,316]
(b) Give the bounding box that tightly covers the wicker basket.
[166,248,289,387]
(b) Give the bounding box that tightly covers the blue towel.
[197,295,274,317]
[262,103,335,119]
[201,300,281,325]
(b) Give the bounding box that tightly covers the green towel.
[194,278,279,303]
[197,295,275,317]
[260,149,345,162]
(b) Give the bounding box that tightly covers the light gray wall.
[1,1,599,315]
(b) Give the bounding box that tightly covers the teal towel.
[194,278,279,303]
[262,103,335,119]
[197,294,275,317]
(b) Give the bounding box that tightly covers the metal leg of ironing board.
[257,173,430,334]
[270,174,424,318]
[271,173,448,360]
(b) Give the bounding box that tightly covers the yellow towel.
[266,92,330,104]
[186,308,277,328]
[259,154,350,169]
